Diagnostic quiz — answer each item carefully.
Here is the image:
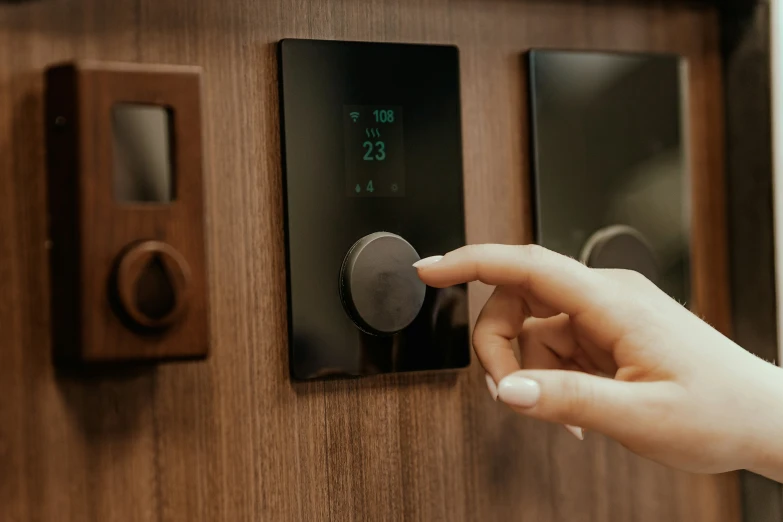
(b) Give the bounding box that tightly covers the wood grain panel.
[1,3,160,522]
[0,1,740,521]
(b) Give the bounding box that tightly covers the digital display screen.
[344,105,404,197]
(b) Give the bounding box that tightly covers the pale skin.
[414,244,783,482]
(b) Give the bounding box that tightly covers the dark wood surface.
[0,1,741,521]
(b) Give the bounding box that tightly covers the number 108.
[373,110,395,123]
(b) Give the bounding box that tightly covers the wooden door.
[0,1,740,520]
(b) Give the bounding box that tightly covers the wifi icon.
[349,112,360,123]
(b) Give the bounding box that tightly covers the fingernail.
[497,376,541,408]
[413,255,444,268]
[564,425,584,441]
[485,373,498,400]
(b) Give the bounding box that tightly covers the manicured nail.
[485,373,498,400]
[413,255,444,268]
[564,425,584,441]
[497,375,541,408]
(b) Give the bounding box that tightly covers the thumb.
[496,370,659,437]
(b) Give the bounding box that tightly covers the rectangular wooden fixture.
[45,60,210,364]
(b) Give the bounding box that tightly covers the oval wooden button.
[115,240,191,330]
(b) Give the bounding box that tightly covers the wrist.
[743,361,783,481]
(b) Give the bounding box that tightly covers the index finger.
[415,244,605,318]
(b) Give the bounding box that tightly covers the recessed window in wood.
[112,104,175,203]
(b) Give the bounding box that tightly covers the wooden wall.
[0,1,740,520]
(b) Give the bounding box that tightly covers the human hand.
[415,244,783,481]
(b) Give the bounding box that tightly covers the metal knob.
[339,232,426,335]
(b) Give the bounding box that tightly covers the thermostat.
[278,39,469,380]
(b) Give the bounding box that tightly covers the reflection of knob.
[580,225,660,284]
[114,241,191,330]
[339,232,426,335]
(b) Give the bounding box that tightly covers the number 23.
[363,141,386,161]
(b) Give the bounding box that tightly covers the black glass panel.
[528,50,690,302]
[279,39,470,380]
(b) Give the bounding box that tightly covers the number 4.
[366,180,374,192]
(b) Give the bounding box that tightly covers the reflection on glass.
[112,104,174,203]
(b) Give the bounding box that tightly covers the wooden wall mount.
[45,61,210,364]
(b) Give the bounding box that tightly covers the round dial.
[339,232,426,335]
[580,225,660,284]
[114,240,191,330]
